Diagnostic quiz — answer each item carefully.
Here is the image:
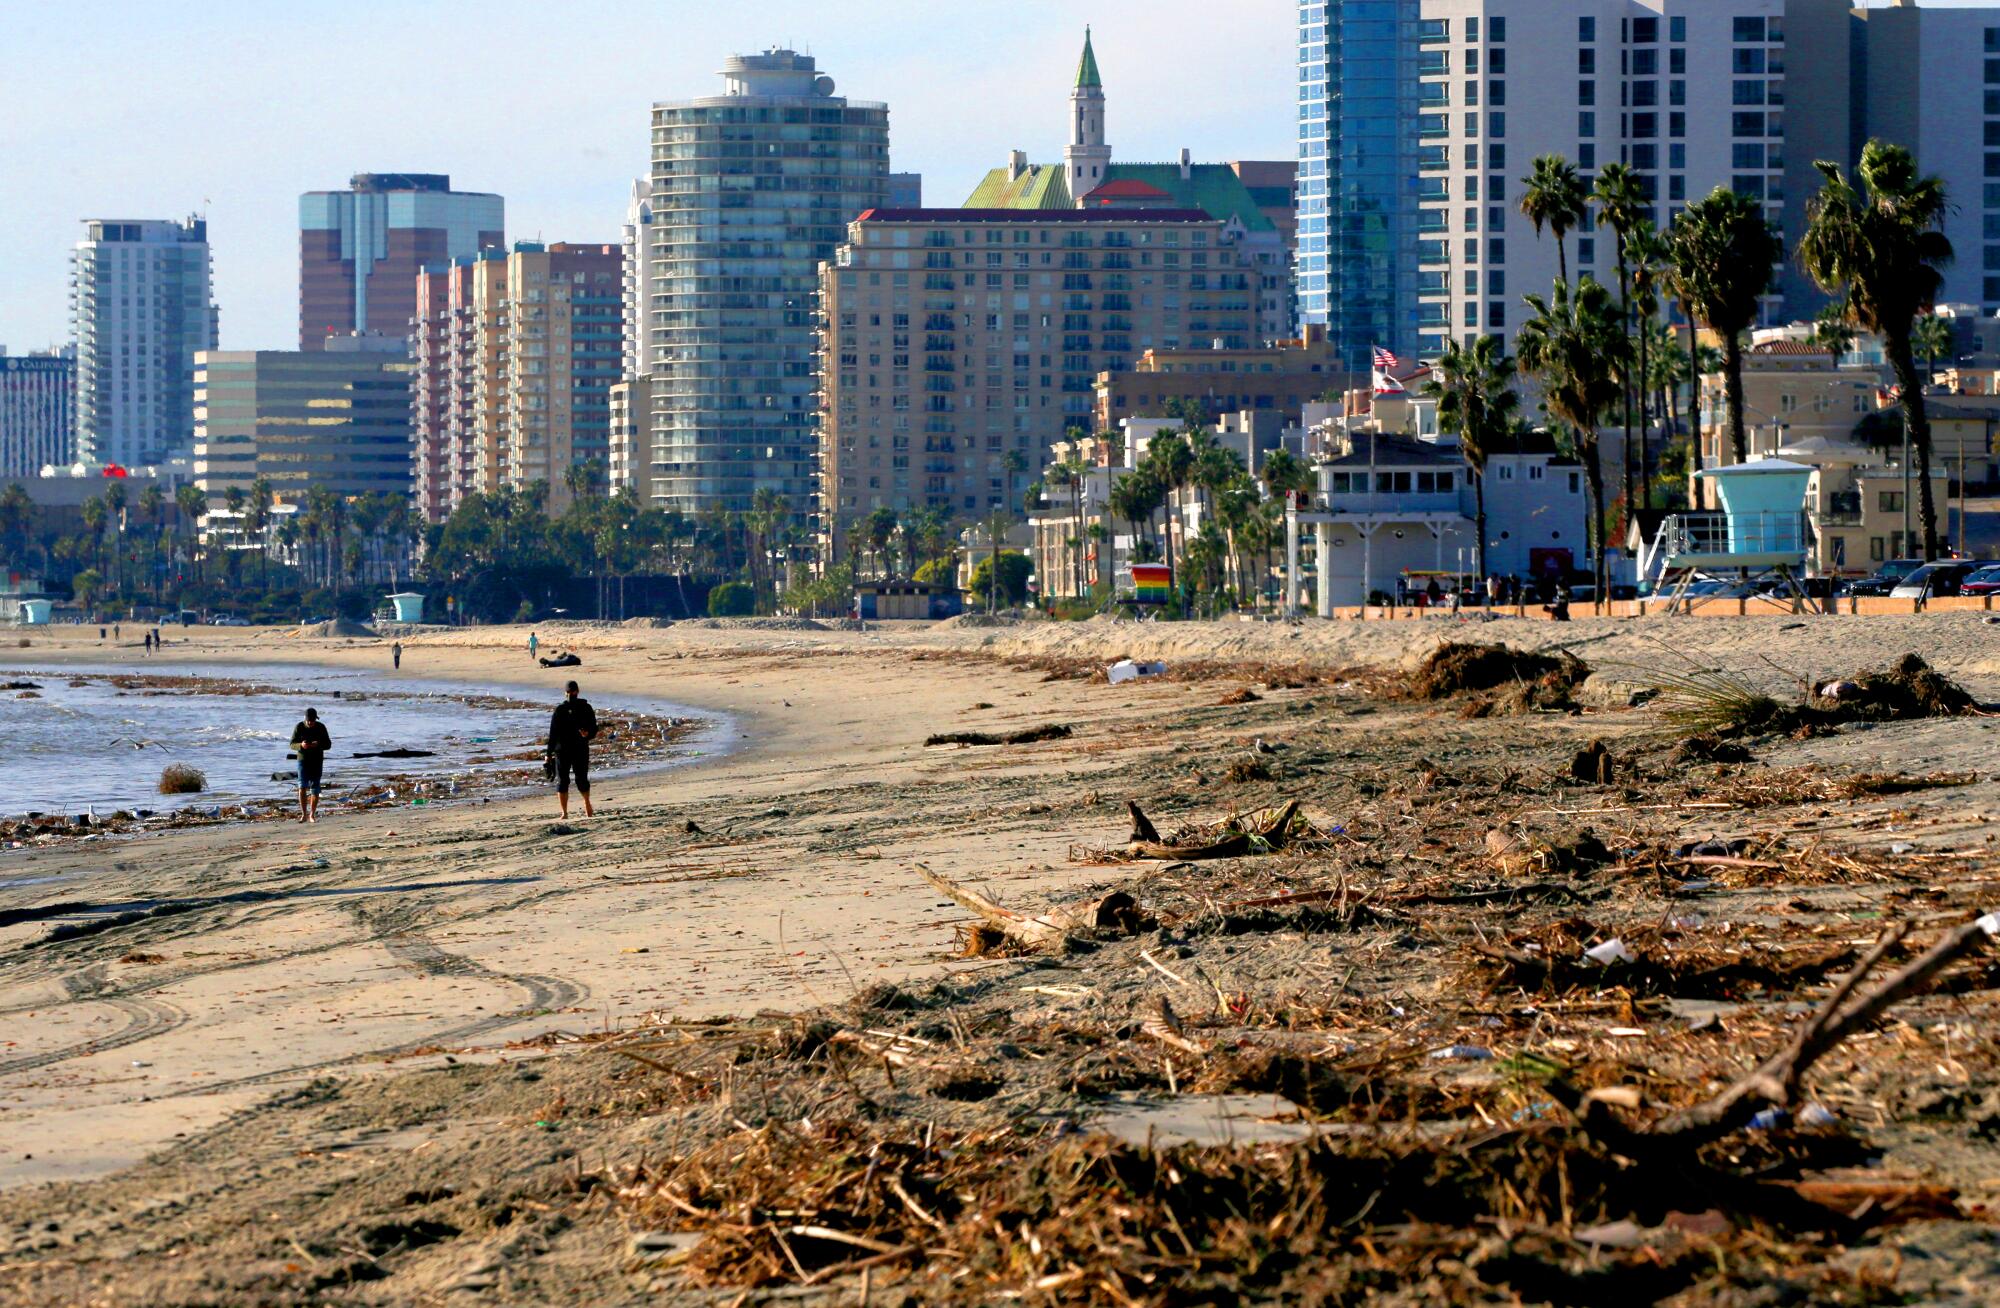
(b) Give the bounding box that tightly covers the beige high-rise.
[816,209,1256,556]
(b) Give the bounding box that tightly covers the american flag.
[1372,345,1401,370]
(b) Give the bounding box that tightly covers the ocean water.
[0,662,701,818]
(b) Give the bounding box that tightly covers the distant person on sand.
[528,631,539,663]
[291,707,332,824]
[547,680,598,819]
[392,640,403,670]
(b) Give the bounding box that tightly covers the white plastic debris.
[1585,938,1636,966]
[1819,679,1862,702]
[1978,912,2000,937]
[1108,659,1168,685]
[1427,1045,1495,1061]
[1799,1103,1839,1127]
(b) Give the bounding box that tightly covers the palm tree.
[1669,186,1781,466]
[1798,140,1955,559]
[1592,163,1645,518]
[1424,335,1519,586]
[1519,154,1588,284]
[174,484,207,587]
[1810,301,1857,360]
[1517,277,1625,598]
[1625,219,1672,510]
[248,476,274,588]
[1108,467,1166,590]
[1913,314,1954,385]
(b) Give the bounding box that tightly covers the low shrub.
[158,764,207,795]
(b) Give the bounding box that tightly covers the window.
[1733,112,1765,137]
[1491,17,1505,42]
[1632,16,1657,43]
[1490,49,1506,73]
[1579,48,1596,74]
[1465,79,1480,105]
[1733,81,1766,106]
[1488,143,1505,169]
[1733,48,1767,74]
[1578,16,1595,42]
[1989,59,2000,85]
[1987,90,2000,115]
[1632,81,1657,107]
[1671,16,1686,43]
[1528,464,1544,481]
[1734,17,1766,43]
[1669,175,1686,201]
[1489,79,1506,105]
[1632,112,1657,139]
[1490,111,1507,136]
[1632,143,1657,170]
[1466,48,1480,74]
[1733,142,1765,169]
[1569,473,1580,494]
[1880,491,1904,514]
[1578,143,1596,169]
[1633,49,1657,76]
[1497,465,1514,481]
[1488,270,1504,296]
[1466,16,1478,42]
[1488,237,1505,263]
[1578,79,1595,106]
[1578,237,1595,265]
[1669,112,1685,138]
[1670,48,1686,75]
[1488,301,1506,328]
[1987,154,2000,179]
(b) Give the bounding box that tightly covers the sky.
[0,0,1295,353]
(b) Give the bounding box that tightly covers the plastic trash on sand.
[1108,659,1168,686]
[1585,938,1636,966]
[1427,1044,1495,1061]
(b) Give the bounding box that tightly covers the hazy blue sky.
[0,0,1294,351]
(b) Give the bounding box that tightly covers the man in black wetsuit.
[291,707,331,823]
[547,680,598,819]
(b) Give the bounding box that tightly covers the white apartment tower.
[71,217,219,469]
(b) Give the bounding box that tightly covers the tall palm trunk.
[1472,470,1489,587]
[1636,324,1651,510]
[1722,330,1750,465]
[1885,331,1941,561]
[1617,251,1634,529]
[1579,430,1609,600]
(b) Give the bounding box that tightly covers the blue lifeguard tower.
[1645,459,1816,613]
[384,592,427,624]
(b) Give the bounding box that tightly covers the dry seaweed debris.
[1407,642,1593,717]
[1654,653,1979,740]
[1086,798,1323,863]
[925,723,1073,748]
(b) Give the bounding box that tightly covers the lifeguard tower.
[1643,459,1816,613]
[384,593,427,624]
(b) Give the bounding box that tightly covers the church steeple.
[1076,26,1102,89]
[1065,26,1111,198]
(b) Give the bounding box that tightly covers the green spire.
[1076,26,1102,89]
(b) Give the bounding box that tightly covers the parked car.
[1959,565,2000,597]
[1848,559,1925,596]
[1889,561,1987,599]
[211,615,252,627]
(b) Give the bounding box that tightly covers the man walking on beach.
[392,640,403,670]
[548,680,598,819]
[528,631,539,663]
[291,707,331,824]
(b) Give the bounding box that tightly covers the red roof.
[1750,339,1832,356]
[1082,179,1175,201]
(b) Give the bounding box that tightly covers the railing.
[1657,510,1811,559]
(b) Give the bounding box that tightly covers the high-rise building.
[299,173,503,350]
[646,50,891,514]
[1294,1,2000,371]
[409,243,624,519]
[816,208,1257,553]
[964,32,1297,345]
[192,338,414,504]
[71,216,219,470]
[0,348,77,477]
[621,179,653,384]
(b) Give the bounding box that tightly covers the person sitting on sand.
[290,707,332,824]
[548,681,598,819]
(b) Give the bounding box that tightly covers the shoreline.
[0,660,725,857]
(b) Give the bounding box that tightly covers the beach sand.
[5,612,2000,1303]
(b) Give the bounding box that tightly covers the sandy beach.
[7,611,2000,1304]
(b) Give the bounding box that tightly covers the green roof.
[964,165,1073,210]
[1076,28,1102,89]
[1099,164,1277,232]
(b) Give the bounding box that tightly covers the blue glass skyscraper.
[1297,2,1421,371]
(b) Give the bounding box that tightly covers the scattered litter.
[1108,660,1168,686]
[1584,938,1635,967]
[1427,1045,1495,1061]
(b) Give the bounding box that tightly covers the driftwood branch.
[925,724,1072,748]
[915,864,1140,953]
[1127,799,1303,862]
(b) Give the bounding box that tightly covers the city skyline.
[0,0,1295,354]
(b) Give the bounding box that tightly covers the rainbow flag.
[1131,564,1172,606]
